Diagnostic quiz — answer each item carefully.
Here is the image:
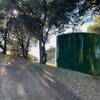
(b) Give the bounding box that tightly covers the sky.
[30,22,94,58]
[30,35,56,58]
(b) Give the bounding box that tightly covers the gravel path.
[32,64,100,100]
[0,57,82,100]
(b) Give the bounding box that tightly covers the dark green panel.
[57,33,100,75]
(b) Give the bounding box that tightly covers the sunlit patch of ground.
[33,63,100,100]
[46,63,57,67]
[0,54,10,62]
[0,54,100,100]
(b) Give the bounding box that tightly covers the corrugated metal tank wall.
[57,33,100,75]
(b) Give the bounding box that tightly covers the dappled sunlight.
[0,56,12,66]
[0,66,7,75]
[17,84,26,96]
[43,74,56,83]
[46,63,57,68]
[3,61,12,66]
[40,78,49,88]
[37,68,57,87]
[44,70,53,77]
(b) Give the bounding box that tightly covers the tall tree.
[12,0,100,64]
[11,0,85,64]
[7,14,37,58]
[0,0,37,57]
[1,0,100,63]
[0,0,16,54]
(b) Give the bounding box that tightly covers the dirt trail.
[0,58,81,100]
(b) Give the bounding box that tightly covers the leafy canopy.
[87,16,100,33]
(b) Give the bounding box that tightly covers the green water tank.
[57,33,100,75]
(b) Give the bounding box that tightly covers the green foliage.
[0,0,100,62]
[10,47,19,57]
[27,54,38,63]
[87,16,100,33]
[79,0,100,15]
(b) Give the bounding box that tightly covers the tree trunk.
[22,48,29,58]
[24,36,30,58]
[43,41,47,64]
[2,32,8,55]
[0,42,4,50]
[39,38,47,64]
[23,49,28,58]
[21,37,30,59]
[2,39,7,54]
[39,39,43,64]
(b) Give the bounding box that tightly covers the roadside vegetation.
[0,0,100,64]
